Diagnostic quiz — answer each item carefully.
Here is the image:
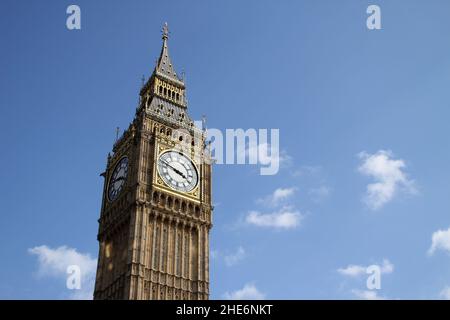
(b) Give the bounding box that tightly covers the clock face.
[108,157,128,202]
[157,151,198,193]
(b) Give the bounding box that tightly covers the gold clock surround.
[154,146,200,201]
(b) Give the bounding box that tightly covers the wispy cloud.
[223,283,265,300]
[28,245,96,300]
[428,227,450,255]
[338,259,393,300]
[246,185,303,230]
[246,206,302,229]
[358,150,417,210]
[224,246,246,267]
[337,264,366,277]
[337,259,394,277]
[257,187,296,207]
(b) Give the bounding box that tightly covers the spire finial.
[202,114,207,132]
[162,22,169,40]
[115,127,120,142]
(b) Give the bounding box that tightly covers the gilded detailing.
[94,23,212,301]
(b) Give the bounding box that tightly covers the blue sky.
[1,0,450,299]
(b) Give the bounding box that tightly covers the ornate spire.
[155,22,181,83]
[162,22,169,40]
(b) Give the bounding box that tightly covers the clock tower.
[93,23,213,300]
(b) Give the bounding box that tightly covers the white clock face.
[108,157,128,202]
[157,151,198,193]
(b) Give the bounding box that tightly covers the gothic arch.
[152,191,159,204]
[167,196,173,209]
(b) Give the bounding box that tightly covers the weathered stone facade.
[93,23,212,300]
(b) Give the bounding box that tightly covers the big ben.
[93,23,213,300]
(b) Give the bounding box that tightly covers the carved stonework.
[93,24,212,300]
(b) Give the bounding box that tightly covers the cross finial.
[202,115,207,132]
[115,127,120,142]
[162,22,169,40]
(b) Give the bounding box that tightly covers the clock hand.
[112,176,126,183]
[175,168,187,179]
[161,160,187,179]
[168,165,187,179]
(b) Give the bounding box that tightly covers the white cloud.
[440,286,450,300]
[223,283,265,300]
[28,245,97,300]
[337,259,394,277]
[358,150,416,210]
[246,206,302,229]
[428,227,450,255]
[337,264,367,277]
[272,188,295,202]
[339,260,392,300]
[351,289,385,300]
[380,259,394,274]
[224,247,246,267]
[257,187,296,207]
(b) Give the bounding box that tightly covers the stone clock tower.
[93,23,212,300]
